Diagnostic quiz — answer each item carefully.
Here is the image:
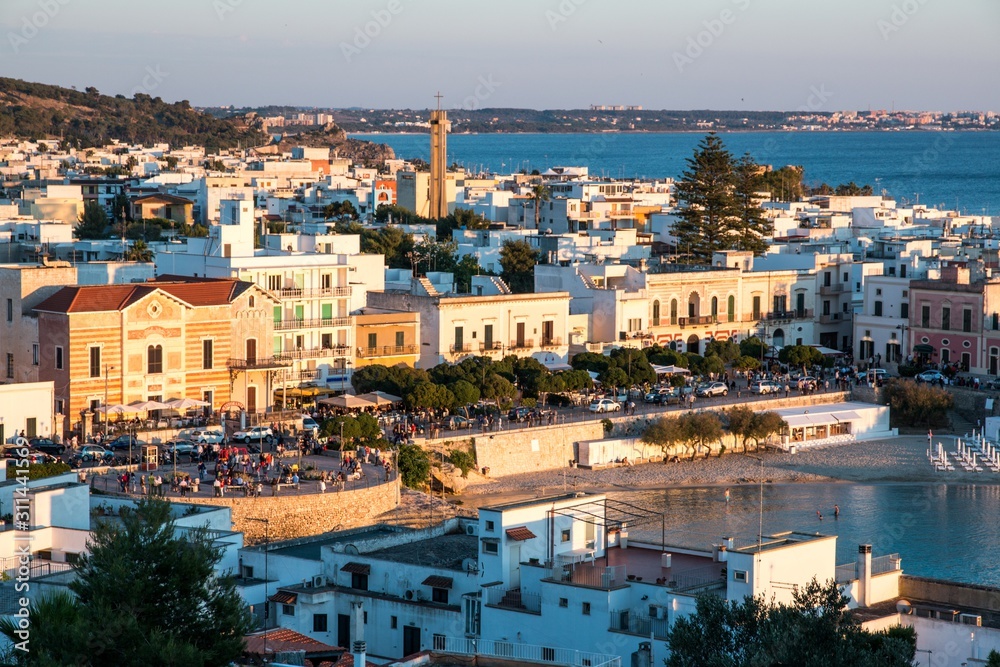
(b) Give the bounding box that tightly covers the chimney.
[351,600,366,664]
[352,640,367,667]
[857,544,872,607]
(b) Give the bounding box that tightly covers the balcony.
[540,337,563,349]
[275,286,352,299]
[819,312,853,325]
[677,315,716,327]
[436,637,620,667]
[509,339,534,351]
[273,317,352,331]
[819,283,849,295]
[226,357,293,371]
[609,608,670,640]
[449,343,475,354]
[357,344,417,358]
[479,341,505,354]
[762,309,813,322]
[274,345,351,361]
[484,587,541,614]
[547,564,627,590]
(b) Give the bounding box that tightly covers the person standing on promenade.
[725,488,731,503]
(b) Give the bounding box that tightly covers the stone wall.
[177,477,401,543]
[948,386,1000,421]
[468,421,605,477]
[900,576,1000,625]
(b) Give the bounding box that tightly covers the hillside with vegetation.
[0,77,266,150]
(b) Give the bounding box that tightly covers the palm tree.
[124,239,153,262]
[528,183,551,229]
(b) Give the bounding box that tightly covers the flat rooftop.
[265,527,399,561]
[480,492,597,512]
[733,531,836,554]
[365,533,478,570]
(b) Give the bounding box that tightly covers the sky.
[2,0,998,111]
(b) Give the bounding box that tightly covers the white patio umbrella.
[164,397,210,410]
[357,391,402,407]
[127,400,173,412]
[95,404,140,415]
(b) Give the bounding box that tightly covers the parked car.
[232,426,274,444]
[749,380,781,395]
[5,448,57,464]
[442,415,472,431]
[301,417,320,436]
[72,445,114,465]
[107,434,146,451]
[27,437,65,456]
[162,439,197,459]
[589,398,621,413]
[916,370,948,384]
[507,407,532,422]
[696,382,729,398]
[191,428,225,444]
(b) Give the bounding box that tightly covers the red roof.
[341,562,371,575]
[421,575,454,589]
[244,628,342,656]
[269,591,297,604]
[506,526,537,541]
[34,279,253,314]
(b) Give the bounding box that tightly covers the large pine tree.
[672,134,771,263]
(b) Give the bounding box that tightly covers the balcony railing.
[540,337,562,349]
[609,608,670,640]
[819,283,850,295]
[484,587,541,614]
[449,343,475,354]
[273,317,352,331]
[435,637,620,667]
[275,286,352,299]
[762,309,813,322]
[479,341,504,353]
[549,564,627,589]
[357,344,417,358]
[509,339,534,351]
[274,345,351,361]
[677,315,716,327]
[226,357,293,371]
[872,553,901,575]
[819,312,852,324]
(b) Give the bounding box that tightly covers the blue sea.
[617,483,999,587]
[352,131,1000,216]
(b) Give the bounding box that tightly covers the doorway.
[403,625,421,656]
[508,544,521,588]
[337,614,350,649]
[686,334,700,355]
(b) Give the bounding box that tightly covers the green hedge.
[6,462,73,480]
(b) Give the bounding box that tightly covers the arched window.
[711,296,718,318]
[147,345,163,374]
[652,300,661,326]
[670,299,678,325]
[727,295,735,323]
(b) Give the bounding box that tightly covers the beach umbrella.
[128,399,173,412]
[357,391,402,407]
[318,394,376,410]
[165,397,210,410]
[95,404,137,415]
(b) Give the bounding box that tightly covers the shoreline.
[456,434,1000,509]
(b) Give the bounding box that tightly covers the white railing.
[436,636,621,667]
[835,563,857,583]
[872,553,901,575]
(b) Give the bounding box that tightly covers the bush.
[397,444,431,489]
[520,398,537,408]
[896,364,919,378]
[448,447,477,478]
[6,462,72,480]
[545,393,574,407]
[883,379,953,428]
[601,418,614,435]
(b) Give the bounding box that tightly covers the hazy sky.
[3,0,998,111]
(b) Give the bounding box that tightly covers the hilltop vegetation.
[0,77,266,150]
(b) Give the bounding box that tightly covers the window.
[561,529,571,543]
[248,295,255,308]
[711,296,718,317]
[55,346,63,370]
[582,602,591,615]
[670,299,677,325]
[147,345,163,374]
[364,612,368,624]
[728,295,735,322]
[559,598,568,608]
[5,353,12,379]
[873,301,883,316]
[734,570,748,582]
[322,273,332,290]
[391,616,398,629]
[241,565,254,579]
[963,309,972,333]
[921,305,930,328]
[454,326,464,350]
[432,588,449,604]
[752,296,761,320]
[351,573,369,591]
[652,300,660,326]
[268,275,281,291]
[396,331,405,348]
[322,333,333,349]
[199,339,213,370]
[367,332,377,349]
[55,399,64,416]
[876,288,882,296]
[89,347,101,378]
[32,344,38,366]
[485,520,495,531]
[483,541,499,555]
[942,307,951,331]
[282,604,295,616]
[313,614,328,632]
[901,303,909,320]
[5,298,11,322]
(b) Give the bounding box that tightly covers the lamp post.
[896,323,908,364]
[102,365,115,435]
[247,517,271,660]
[745,454,765,594]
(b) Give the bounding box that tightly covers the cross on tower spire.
[435,91,443,110]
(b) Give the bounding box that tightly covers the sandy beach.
[457,434,994,508]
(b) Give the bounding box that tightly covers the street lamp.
[103,364,115,435]
[246,517,271,658]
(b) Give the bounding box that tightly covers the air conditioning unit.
[404,590,415,601]
[415,590,426,601]
[312,575,327,588]
[960,613,982,626]
[466,524,480,536]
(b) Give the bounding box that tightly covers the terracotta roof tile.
[340,562,370,575]
[421,575,454,589]
[243,628,342,656]
[268,591,297,604]
[506,526,537,541]
[33,279,254,314]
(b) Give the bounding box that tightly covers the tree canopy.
[75,200,110,240]
[0,497,252,666]
[499,239,539,293]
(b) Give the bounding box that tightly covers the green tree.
[75,200,111,239]
[481,373,516,405]
[672,133,741,264]
[758,164,805,202]
[124,239,153,262]
[406,382,455,410]
[732,153,772,255]
[374,203,429,225]
[571,352,612,375]
[986,649,1000,667]
[666,578,916,667]
[0,498,253,666]
[727,407,785,452]
[528,183,551,229]
[883,379,953,428]
[732,355,761,372]
[608,347,657,386]
[323,200,358,220]
[453,254,490,293]
[165,155,179,170]
[111,191,131,224]
[357,225,415,270]
[641,417,687,457]
[498,239,539,293]
[703,339,741,364]
[598,367,629,392]
[778,344,824,373]
[449,379,481,406]
[680,411,723,458]
[739,336,766,360]
[397,443,431,488]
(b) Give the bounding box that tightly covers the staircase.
[947,410,978,436]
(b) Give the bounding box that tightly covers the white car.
[696,382,729,397]
[232,426,274,444]
[193,428,225,444]
[916,370,947,384]
[589,398,621,413]
[302,417,320,436]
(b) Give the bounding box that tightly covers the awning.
[320,395,377,409]
[652,364,690,375]
[831,411,863,421]
[782,414,835,427]
[809,345,844,356]
[421,575,454,589]
[505,526,537,541]
[340,562,371,575]
[913,343,935,354]
[269,591,297,604]
[542,360,573,372]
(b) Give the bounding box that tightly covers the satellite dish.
[344,544,359,555]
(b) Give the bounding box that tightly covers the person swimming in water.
[816,510,823,520]
[834,504,840,518]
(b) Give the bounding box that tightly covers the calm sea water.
[352,131,1000,215]
[614,483,1000,587]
